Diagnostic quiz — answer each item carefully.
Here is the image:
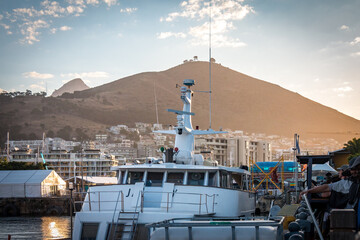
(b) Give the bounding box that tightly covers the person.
[337,164,349,180]
[300,160,359,200]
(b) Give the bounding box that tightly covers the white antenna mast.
[208,0,212,129]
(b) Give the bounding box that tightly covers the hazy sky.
[0,0,359,120]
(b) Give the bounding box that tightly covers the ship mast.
[208,0,212,130]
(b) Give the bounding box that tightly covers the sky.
[0,0,359,120]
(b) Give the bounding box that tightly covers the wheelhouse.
[115,164,251,191]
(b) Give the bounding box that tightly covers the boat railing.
[140,191,217,214]
[73,190,217,214]
[74,190,125,212]
[146,216,285,240]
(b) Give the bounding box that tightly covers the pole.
[70,188,73,239]
[294,134,298,201]
[81,148,84,192]
[7,131,10,162]
[208,0,212,130]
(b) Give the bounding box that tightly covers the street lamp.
[69,182,74,239]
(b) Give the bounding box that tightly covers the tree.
[344,138,360,160]
[25,89,32,96]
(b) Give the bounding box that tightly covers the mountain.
[0,61,359,145]
[51,78,90,97]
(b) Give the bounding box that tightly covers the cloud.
[157,32,186,39]
[20,19,49,44]
[333,86,353,93]
[103,0,117,7]
[160,0,254,47]
[1,0,118,44]
[120,8,137,14]
[60,25,72,31]
[29,84,46,91]
[0,23,10,29]
[23,71,54,79]
[340,25,349,31]
[350,37,360,46]
[86,0,100,5]
[60,71,111,79]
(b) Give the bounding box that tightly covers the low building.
[0,170,66,198]
[7,149,119,179]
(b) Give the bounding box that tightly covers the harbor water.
[0,216,72,240]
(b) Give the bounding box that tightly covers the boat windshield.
[167,172,184,185]
[126,171,144,184]
[146,172,164,187]
[208,172,217,187]
[187,172,205,186]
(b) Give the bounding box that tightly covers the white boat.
[73,79,256,240]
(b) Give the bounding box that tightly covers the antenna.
[208,0,212,129]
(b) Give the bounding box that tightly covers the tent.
[0,170,66,198]
[311,163,338,174]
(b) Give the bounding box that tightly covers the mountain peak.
[51,78,90,97]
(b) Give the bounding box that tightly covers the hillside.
[51,78,89,97]
[0,61,359,145]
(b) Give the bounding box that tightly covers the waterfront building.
[8,137,80,153]
[7,149,118,179]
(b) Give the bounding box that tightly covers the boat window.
[117,171,124,184]
[220,171,232,188]
[208,172,217,187]
[81,223,99,240]
[146,172,164,187]
[167,172,184,185]
[187,172,205,186]
[126,171,144,184]
[231,174,243,190]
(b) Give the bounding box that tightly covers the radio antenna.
[208,0,212,129]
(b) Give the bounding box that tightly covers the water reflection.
[0,216,72,240]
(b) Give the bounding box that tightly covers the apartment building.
[195,136,271,167]
[9,149,118,179]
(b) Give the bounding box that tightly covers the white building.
[9,149,118,179]
[195,136,272,167]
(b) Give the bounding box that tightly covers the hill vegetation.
[0,61,359,148]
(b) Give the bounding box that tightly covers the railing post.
[141,191,144,213]
[199,194,202,214]
[167,192,169,212]
[212,194,215,213]
[205,195,208,213]
[98,192,100,212]
[88,192,92,211]
[121,191,124,212]
[255,225,259,240]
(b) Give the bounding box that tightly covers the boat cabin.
[114,164,251,191]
